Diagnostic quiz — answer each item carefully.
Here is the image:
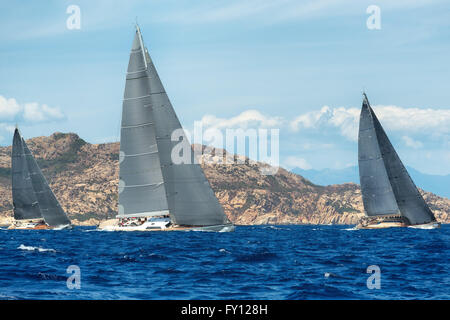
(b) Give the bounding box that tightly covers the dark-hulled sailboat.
[9,128,71,230]
[99,25,234,232]
[357,93,440,229]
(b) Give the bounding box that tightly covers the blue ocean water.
[0,225,448,300]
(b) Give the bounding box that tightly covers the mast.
[22,138,71,227]
[358,94,436,225]
[11,128,42,220]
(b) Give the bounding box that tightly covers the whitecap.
[264,226,282,230]
[17,244,56,253]
[324,272,339,278]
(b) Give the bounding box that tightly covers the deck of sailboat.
[7,221,52,230]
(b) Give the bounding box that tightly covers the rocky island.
[0,133,448,226]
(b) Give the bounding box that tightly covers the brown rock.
[0,134,448,226]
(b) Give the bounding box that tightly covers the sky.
[0,0,449,175]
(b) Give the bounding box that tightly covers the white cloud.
[402,135,423,149]
[290,104,450,142]
[0,96,22,120]
[0,95,66,124]
[0,123,16,133]
[283,156,312,170]
[374,105,450,135]
[199,109,282,130]
[23,103,65,122]
[290,105,360,140]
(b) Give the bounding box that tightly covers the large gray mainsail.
[118,26,230,227]
[118,27,169,218]
[22,138,71,227]
[358,94,436,225]
[11,128,42,220]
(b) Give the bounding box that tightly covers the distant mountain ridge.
[291,166,450,199]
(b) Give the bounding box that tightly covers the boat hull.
[408,222,441,229]
[356,221,407,229]
[356,215,408,229]
[7,220,71,230]
[8,220,48,230]
[356,216,440,230]
[98,219,235,232]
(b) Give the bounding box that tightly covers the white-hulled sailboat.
[9,128,71,230]
[356,93,440,229]
[99,25,234,232]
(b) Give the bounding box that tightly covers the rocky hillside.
[0,132,448,226]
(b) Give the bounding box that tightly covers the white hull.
[98,219,235,232]
[101,221,164,232]
[408,222,441,229]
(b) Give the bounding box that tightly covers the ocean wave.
[0,225,448,299]
[0,294,18,300]
[17,244,56,253]
[234,249,278,263]
[286,283,357,299]
[36,272,67,281]
[263,226,284,230]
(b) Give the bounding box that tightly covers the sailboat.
[99,25,234,232]
[8,128,71,230]
[356,93,440,229]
